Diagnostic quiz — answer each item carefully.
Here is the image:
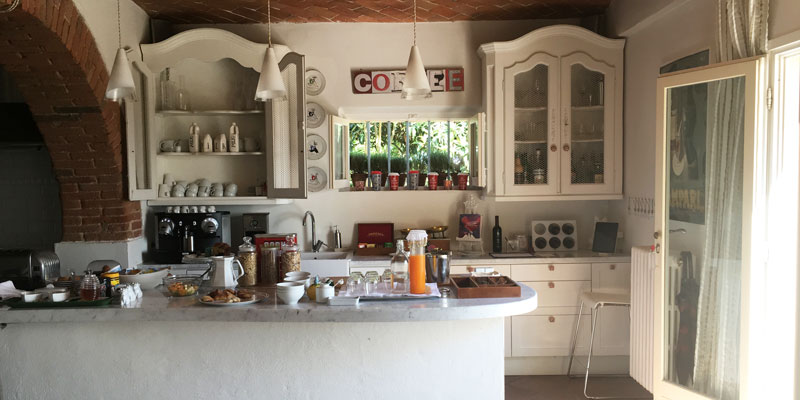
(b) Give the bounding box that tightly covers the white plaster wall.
[606,0,800,251]
[72,0,150,72]
[0,319,504,399]
[139,20,617,254]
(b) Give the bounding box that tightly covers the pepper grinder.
[333,225,343,249]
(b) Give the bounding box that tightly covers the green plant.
[390,156,407,173]
[349,152,367,174]
[370,153,389,173]
[429,151,450,175]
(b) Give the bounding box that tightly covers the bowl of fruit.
[163,276,201,297]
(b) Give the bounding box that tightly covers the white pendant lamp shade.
[255,47,287,101]
[105,48,136,102]
[402,46,431,101]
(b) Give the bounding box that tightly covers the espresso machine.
[153,211,231,263]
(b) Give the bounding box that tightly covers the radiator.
[630,246,656,393]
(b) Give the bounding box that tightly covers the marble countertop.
[350,250,631,267]
[0,284,537,324]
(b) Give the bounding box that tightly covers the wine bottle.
[492,216,503,253]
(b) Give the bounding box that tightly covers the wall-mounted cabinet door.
[265,52,307,199]
[559,53,617,195]
[502,53,560,196]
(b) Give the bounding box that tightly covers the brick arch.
[0,0,141,241]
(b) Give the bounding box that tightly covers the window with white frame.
[347,119,476,186]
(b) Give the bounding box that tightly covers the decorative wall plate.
[306,102,326,129]
[307,167,328,192]
[305,69,326,96]
[306,133,327,160]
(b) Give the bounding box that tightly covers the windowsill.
[337,186,484,193]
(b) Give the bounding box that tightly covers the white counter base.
[0,319,504,400]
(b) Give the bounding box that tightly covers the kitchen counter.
[0,284,537,324]
[0,285,536,400]
[350,250,631,268]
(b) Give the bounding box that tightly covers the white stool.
[567,290,639,399]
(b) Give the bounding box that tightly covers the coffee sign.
[351,68,464,95]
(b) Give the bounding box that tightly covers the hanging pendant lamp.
[255,0,287,101]
[401,0,431,100]
[105,0,135,101]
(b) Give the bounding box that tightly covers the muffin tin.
[530,220,577,251]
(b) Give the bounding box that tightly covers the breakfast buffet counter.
[0,285,537,400]
[0,284,537,324]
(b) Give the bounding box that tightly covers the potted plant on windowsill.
[391,156,408,187]
[429,151,450,186]
[410,155,427,188]
[350,152,368,189]
[371,153,389,187]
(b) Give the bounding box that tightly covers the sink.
[299,252,350,276]
[300,252,349,261]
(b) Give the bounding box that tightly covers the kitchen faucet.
[303,211,327,252]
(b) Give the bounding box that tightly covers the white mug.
[198,206,207,213]
[159,139,175,153]
[224,183,238,197]
[163,174,176,186]
[176,180,189,187]
[197,186,210,197]
[171,184,186,197]
[207,206,216,212]
[189,206,199,213]
[166,206,174,213]
[210,183,224,197]
[181,206,190,213]
[185,183,199,197]
[158,184,171,198]
[197,178,211,187]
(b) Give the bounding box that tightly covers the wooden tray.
[2,297,113,309]
[450,275,521,298]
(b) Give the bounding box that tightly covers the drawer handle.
[550,144,558,152]
[610,264,616,270]
[548,265,555,271]
[548,282,555,289]
[549,316,555,323]
[563,144,570,152]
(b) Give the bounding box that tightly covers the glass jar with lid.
[281,234,301,276]
[238,236,257,286]
[79,270,101,301]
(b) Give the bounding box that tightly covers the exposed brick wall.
[0,0,142,242]
[130,0,609,24]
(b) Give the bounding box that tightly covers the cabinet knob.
[563,144,570,152]
[548,282,555,289]
[610,264,616,270]
[548,265,555,271]
[549,316,555,323]
[550,144,557,152]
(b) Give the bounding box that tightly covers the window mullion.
[366,121,371,179]
[405,121,410,186]
[427,120,432,173]
[447,120,451,171]
[387,121,392,174]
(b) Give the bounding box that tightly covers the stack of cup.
[427,172,439,190]
[408,170,420,190]
[388,172,400,191]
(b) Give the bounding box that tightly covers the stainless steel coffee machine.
[153,211,231,263]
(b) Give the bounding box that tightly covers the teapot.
[210,256,244,288]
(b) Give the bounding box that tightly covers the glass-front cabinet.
[481,25,624,199]
[125,28,307,204]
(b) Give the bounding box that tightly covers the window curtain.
[692,1,769,399]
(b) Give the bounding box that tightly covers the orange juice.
[409,254,426,294]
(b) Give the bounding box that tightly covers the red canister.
[457,173,469,190]
[427,172,439,190]
[388,172,400,190]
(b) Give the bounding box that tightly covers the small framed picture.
[591,222,619,253]
[458,214,481,241]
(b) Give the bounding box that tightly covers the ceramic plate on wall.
[306,133,327,160]
[305,69,326,96]
[306,102,326,129]
[308,167,327,192]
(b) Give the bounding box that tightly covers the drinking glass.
[346,272,364,296]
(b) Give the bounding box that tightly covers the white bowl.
[285,271,311,279]
[276,282,305,304]
[51,291,69,302]
[284,276,311,289]
[119,268,170,289]
[21,291,42,303]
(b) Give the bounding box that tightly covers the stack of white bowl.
[284,271,311,288]
[276,281,305,305]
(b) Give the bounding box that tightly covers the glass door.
[653,58,764,400]
[559,53,615,194]
[503,53,559,196]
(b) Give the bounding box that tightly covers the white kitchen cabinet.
[125,28,307,203]
[478,25,624,201]
[512,314,591,357]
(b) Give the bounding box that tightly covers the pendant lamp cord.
[412,0,417,46]
[0,0,20,14]
[267,0,272,47]
[116,0,121,49]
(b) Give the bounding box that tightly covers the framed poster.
[661,50,709,224]
[457,214,481,241]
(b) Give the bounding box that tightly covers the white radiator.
[630,246,655,393]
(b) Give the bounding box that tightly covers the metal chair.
[567,290,640,399]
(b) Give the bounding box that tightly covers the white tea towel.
[0,280,22,299]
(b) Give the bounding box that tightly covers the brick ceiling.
[130,0,610,24]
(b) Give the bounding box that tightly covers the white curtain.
[692,1,769,398]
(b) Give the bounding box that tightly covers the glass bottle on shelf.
[390,239,409,294]
[593,159,604,184]
[577,155,589,184]
[514,155,524,184]
[533,148,545,184]
[176,76,190,111]
[160,68,177,111]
